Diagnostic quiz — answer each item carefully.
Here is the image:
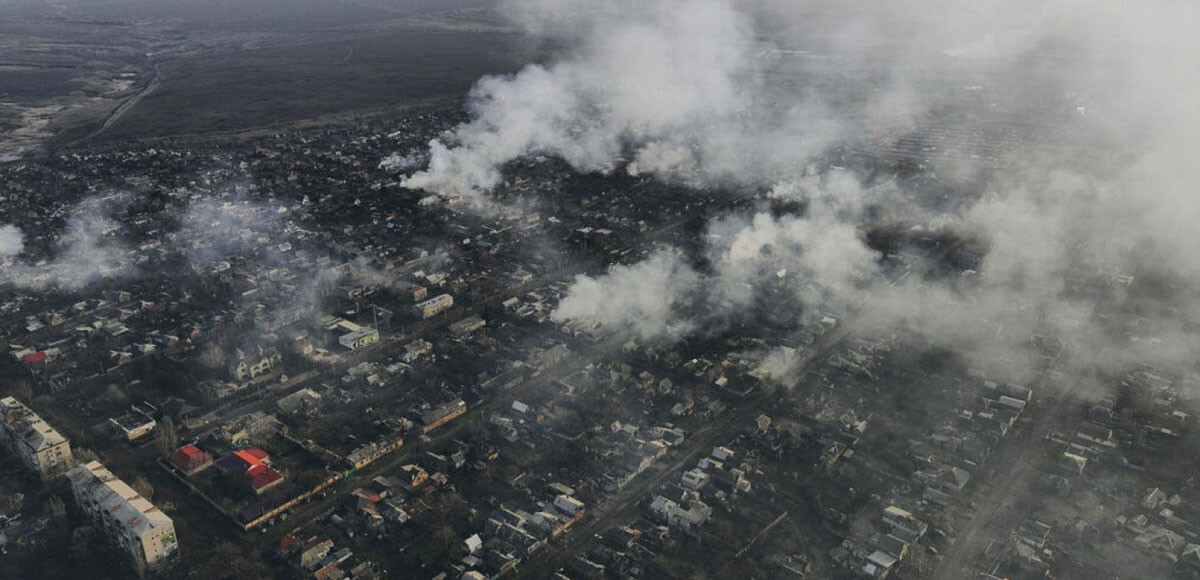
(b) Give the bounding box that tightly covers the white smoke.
[379,152,423,171]
[2,196,134,290]
[400,0,1076,203]
[479,0,1200,391]
[0,224,23,257]
[401,0,856,201]
[174,197,287,269]
[551,251,699,341]
[552,188,881,341]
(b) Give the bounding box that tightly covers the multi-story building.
[415,293,453,319]
[229,347,282,382]
[338,327,380,350]
[0,396,73,479]
[66,460,178,572]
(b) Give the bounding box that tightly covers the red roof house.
[234,448,268,467]
[170,444,213,475]
[279,533,301,556]
[216,447,281,492]
[218,447,270,473]
[248,464,284,494]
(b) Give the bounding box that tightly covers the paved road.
[516,328,853,577]
[930,370,1077,580]
[71,62,164,146]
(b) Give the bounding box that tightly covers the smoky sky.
[400,0,1200,389]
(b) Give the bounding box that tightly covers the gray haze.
[1,195,135,290]
[403,0,1200,391]
[0,224,22,257]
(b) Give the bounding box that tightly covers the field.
[94,29,534,143]
[0,0,529,153]
[0,0,490,28]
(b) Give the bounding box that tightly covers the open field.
[0,0,524,154]
[92,29,532,143]
[0,0,492,28]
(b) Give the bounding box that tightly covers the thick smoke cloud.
[551,251,699,341]
[550,185,881,343]
[407,0,1200,201]
[399,0,1083,201]
[414,0,1200,392]
[379,152,423,172]
[1,195,134,290]
[402,0,859,201]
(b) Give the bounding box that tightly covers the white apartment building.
[415,293,454,319]
[66,461,179,572]
[0,396,73,478]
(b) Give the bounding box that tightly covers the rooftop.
[110,411,155,432]
[67,460,173,538]
[1,396,67,451]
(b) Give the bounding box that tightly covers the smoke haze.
[551,250,699,341]
[0,224,22,257]
[1,195,135,290]
[402,0,1200,391]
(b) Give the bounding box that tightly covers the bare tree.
[0,492,23,516]
[200,343,226,369]
[47,494,66,519]
[14,379,32,401]
[208,542,271,579]
[131,476,154,500]
[74,447,99,463]
[155,415,179,457]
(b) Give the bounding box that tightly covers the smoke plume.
[551,251,699,341]
[0,224,22,257]
[2,195,134,290]
[416,0,1200,392]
